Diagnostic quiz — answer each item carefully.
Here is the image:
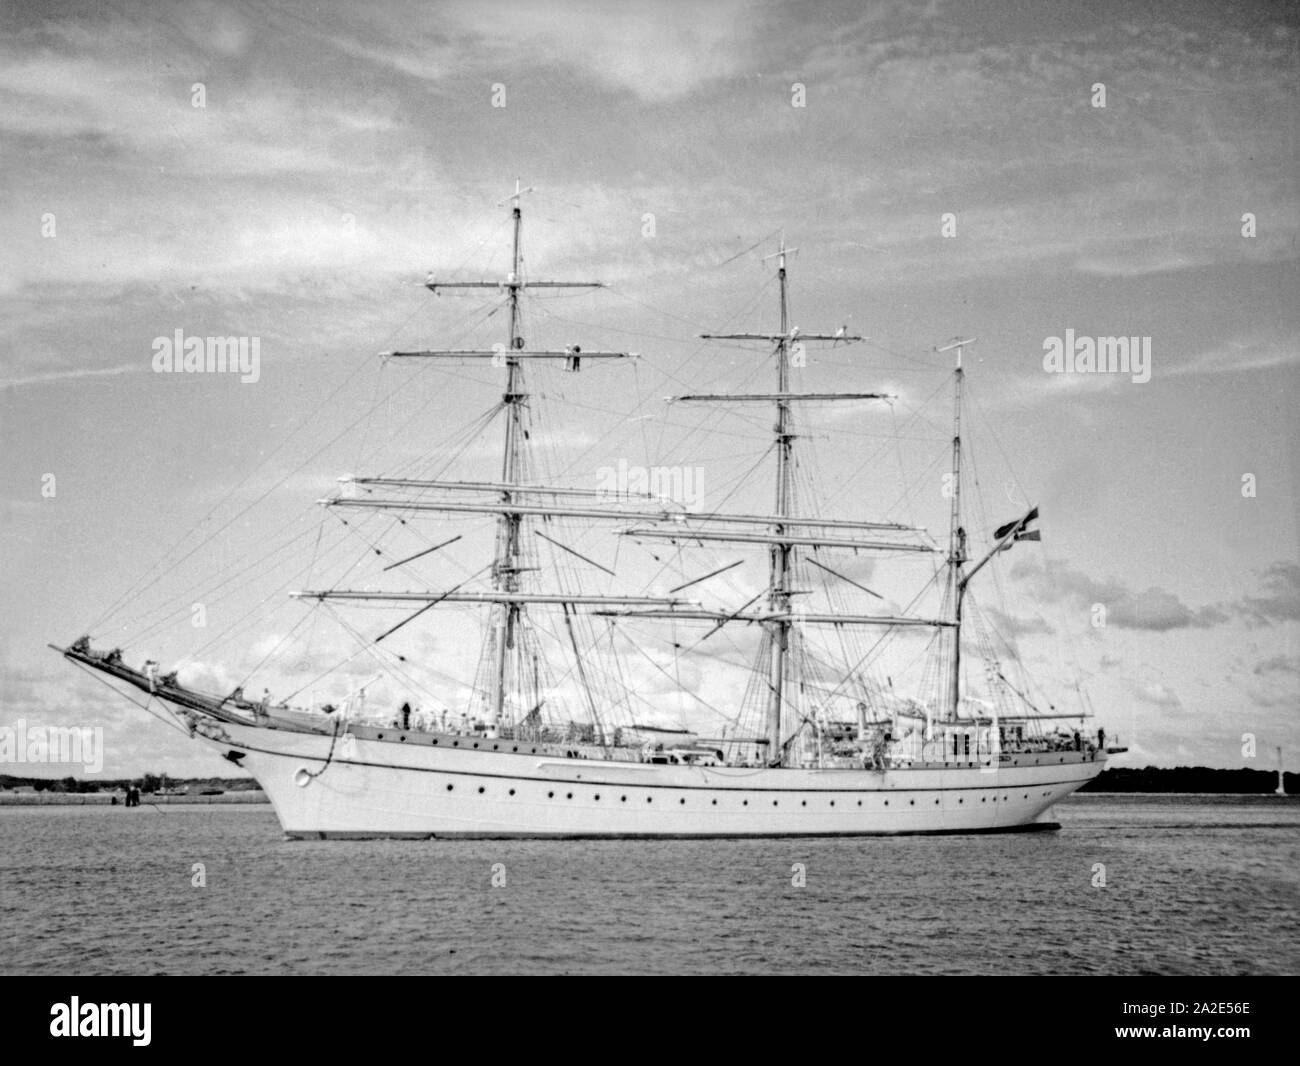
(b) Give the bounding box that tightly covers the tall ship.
[59,184,1117,837]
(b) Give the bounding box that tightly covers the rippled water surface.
[2,795,1296,975]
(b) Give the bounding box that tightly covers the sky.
[1,0,1297,779]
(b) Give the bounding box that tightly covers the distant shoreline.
[0,791,268,805]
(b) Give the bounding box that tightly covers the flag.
[994,506,1039,549]
[993,517,1018,540]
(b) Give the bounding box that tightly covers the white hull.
[196,719,1105,838]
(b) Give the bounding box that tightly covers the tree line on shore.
[0,772,260,794]
[1078,766,1293,793]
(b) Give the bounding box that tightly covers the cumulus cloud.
[1011,556,1229,631]
[1254,654,1300,677]
[1237,562,1300,626]
[1131,679,1183,711]
[331,0,757,103]
[986,607,1055,639]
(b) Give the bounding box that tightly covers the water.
[2,795,1296,975]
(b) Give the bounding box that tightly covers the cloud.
[1012,558,1300,637]
[1132,679,1183,711]
[1254,654,1300,677]
[0,363,141,390]
[1247,687,1295,709]
[1236,562,1300,626]
[1012,556,1229,631]
[329,0,757,102]
[1167,336,1300,378]
[986,607,1055,639]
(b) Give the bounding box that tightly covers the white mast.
[693,240,896,765]
[767,241,795,765]
[372,180,635,737]
[494,180,528,737]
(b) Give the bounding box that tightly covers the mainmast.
[768,240,795,766]
[694,241,894,767]
[936,337,974,721]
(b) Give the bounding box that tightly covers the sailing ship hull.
[196,718,1104,838]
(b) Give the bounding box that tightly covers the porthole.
[433,739,439,744]
[453,740,459,747]
[857,800,862,807]
[399,735,406,742]
[512,746,518,753]
[679,797,685,804]
[508,789,516,796]
[595,794,601,801]
[958,798,964,804]
[647,797,652,803]
[909,800,915,806]
[547,791,554,798]
[478,786,485,794]
[801,800,807,807]
[566,793,573,800]
[492,744,499,750]
[711,799,717,805]
[773,800,778,807]
[446,784,453,792]
[743,800,749,806]
[884,800,889,806]
[934,799,939,805]
[378,733,384,740]
[473,742,479,749]
[621,795,627,802]
[829,800,835,807]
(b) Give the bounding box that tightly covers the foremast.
[494,187,527,735]
[301,181,680,738]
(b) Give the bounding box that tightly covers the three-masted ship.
[59,185,1115,837]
